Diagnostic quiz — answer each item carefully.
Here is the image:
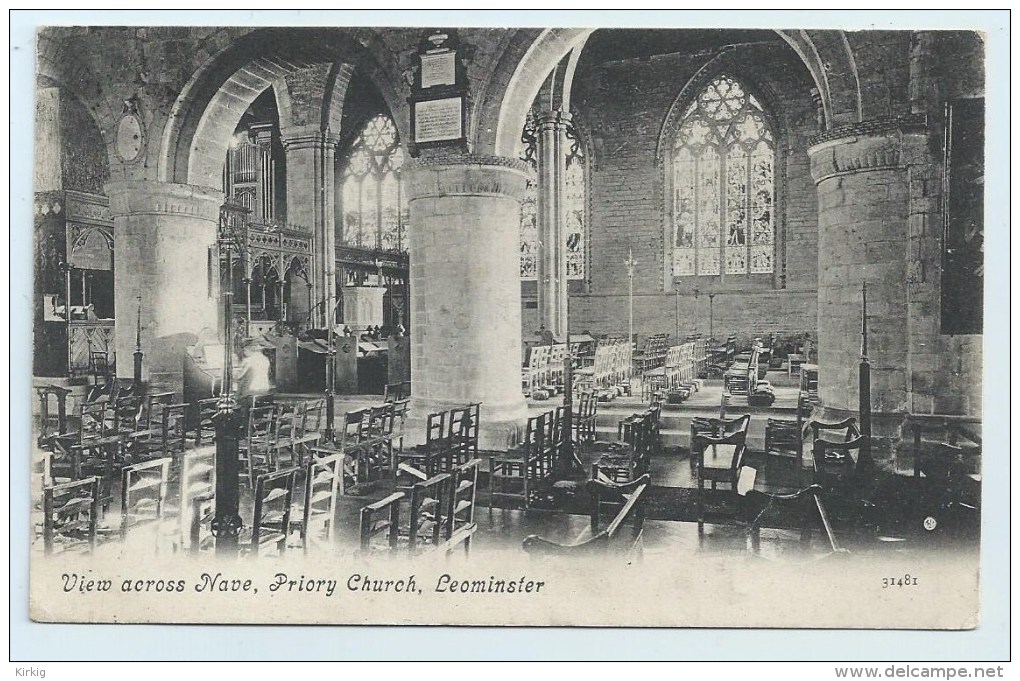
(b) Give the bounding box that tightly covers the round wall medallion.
[116,113,144,162]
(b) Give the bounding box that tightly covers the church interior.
[31,26,985,563]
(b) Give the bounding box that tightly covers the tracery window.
[518,112,587,280]
[339,114,409,252]
[671,75,775,276]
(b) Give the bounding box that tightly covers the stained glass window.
[339,114,409,252]
[671,75,774,276]
[518,112,587,280]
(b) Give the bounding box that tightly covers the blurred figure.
[237,341,273,398]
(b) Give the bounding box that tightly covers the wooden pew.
[521,474,650,556]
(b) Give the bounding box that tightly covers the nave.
[32,334,980,564]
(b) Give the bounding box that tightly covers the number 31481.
[882,574,919,588]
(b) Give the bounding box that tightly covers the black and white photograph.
[20,12,1001,637]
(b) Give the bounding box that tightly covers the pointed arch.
[663,74,778,280]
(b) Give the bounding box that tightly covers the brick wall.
[555,42,821,345]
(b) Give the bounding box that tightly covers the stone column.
[280,125,339,327]
[406,155,532,450]
[250,122,275,222]
[808,123,928,442]
[106,181,223,394]
[536,111,569,338]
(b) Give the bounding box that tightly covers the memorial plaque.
[420,51,456,88]
[414,96,463,143]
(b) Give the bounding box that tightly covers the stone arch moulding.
[489,28,863,159]
[158,28,408,191]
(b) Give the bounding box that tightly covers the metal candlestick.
[210,199,248,556]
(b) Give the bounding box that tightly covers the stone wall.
[557,41,821,345]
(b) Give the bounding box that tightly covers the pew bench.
[521,474,650,556]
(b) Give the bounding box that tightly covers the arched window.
[671,75,775,277]
[519,112,587,280]
[339,114,408,252]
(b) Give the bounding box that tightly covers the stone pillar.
[280,125,339,327]
[250,123,275,222]
[808,124,928,444]
[536,111,569,338]
[406,155,532,450]
[106,181,223,394]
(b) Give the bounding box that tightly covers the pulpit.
[340,286,386,333]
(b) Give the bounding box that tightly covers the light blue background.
[10,9,1010,661]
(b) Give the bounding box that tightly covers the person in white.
[237,342,273,397]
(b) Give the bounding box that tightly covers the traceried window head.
[518,111,588,281]
[339,114,409,252]
[671,75,775,277]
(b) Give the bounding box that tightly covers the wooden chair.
[36,385,71,446]
[359,492,404,552]
[396,410,449,490]
[192,397,220,446]
[765,417,804,460]
[389,399,410,458]
[179,447,215,553]
[572,392,598,448]
[405,473,452,553]
[693,414,750,533]
[812,433,866,491]
[335,407,369,491]
[240,404,277,490]
[522,474,650,556]
[448,403,480,468]
[301,452,341,551]
[443,459,480,555]
[248,467,297,555]
[42,477,101,555]
[120,457,171,543]
[289,399,325,465]
[489,412,546,509]
[127,402,189,466]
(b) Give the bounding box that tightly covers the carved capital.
[536,110,572,133]
[807,121,929,184]
[105,180,223,223]
[280,125,341,151]
[405,154,533,201]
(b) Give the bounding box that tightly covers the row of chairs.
[522,344,568,399]
[574,340,632,401]
[236,397,325,489]
[311,400,410,493]
[592,403,662,484]
[489,406,570,509]
[39,446,343,557]
[392,403,480,489]
[642,342,704,403]
[360,458,480,555]
[632,334,670,374]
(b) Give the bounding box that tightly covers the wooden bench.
[521,474,650,556]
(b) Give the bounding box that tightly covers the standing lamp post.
[708,292,716,340]
[132,294,143,390]
[211,199,249,556]
[674,285,680,342]
[624,248,637,345]
[859,282,873,473]
[323,273,337,442]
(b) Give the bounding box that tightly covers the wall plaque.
[420,51,456,88]
[414,97,463,143]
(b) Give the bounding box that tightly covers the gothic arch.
[158,28,409,190]
[488,28,863,158]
